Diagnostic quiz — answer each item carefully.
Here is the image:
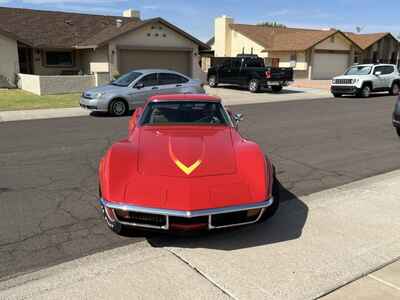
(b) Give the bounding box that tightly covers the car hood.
[138,126,236,178]
[83,84,123,96]
[333,75,357,80]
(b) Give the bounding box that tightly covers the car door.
[372,66,386,90]
[130,73,159,104]
[158,73,188,94]
[381,66,395,89]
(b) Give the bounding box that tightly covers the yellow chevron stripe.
[174,159,202,175]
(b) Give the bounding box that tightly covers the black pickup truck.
[207,55,293,93]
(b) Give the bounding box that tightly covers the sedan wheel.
[397,128,400,137]
[109,99,128,116]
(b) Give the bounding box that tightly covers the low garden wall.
[17,73,109,96]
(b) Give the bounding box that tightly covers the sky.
[1,0,400,42]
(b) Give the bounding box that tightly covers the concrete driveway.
[205,85,332,106]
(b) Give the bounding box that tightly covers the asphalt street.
[1,94,399,281]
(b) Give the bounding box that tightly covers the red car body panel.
[99,94,272,213]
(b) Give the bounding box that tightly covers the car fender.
[99,140,139,202]
[234,137,271,201]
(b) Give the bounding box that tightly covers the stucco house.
[0,7,209,94]
[210,16,399,80]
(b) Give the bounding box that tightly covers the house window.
[330,36,335,43]
[45,51,74,67]
[290,52,297,61]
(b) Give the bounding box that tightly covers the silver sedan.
[80,69,206,116]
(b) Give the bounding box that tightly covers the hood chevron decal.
[168,137,205,175]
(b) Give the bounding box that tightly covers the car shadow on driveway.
[148,182,308,251]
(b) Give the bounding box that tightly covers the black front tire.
[390,83,400,96]
[358,85,371,98]
[208,75,218,88]
[396,127,400,137]
[259,175,280,222]
[249,79,260,93]
[271,85,283,93]
[333,93,342,98]
[109,99,128,116]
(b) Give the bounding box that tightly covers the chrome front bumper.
[100,197,274,230]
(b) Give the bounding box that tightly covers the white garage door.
[312,52,349,80]
[118,49,191,76]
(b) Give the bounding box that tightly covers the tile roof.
[230,24,394,52]
[0,7,209,50]
[230,24,338,51]
[344,32,391,50]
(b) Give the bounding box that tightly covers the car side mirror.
[374,71,382,76]
[135,82,144,89]
[233,113,244,128]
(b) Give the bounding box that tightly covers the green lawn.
[0,89,80,111]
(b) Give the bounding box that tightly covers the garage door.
[118,49,191,76]
[312,52,349,80]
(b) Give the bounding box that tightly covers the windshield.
[345,66,372,76]
[141,101,230,126]
[112,71,142,87]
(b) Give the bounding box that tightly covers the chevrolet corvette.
[98,94,280,234]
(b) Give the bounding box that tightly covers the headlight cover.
[94,92,106,99]
[332,79,336,84]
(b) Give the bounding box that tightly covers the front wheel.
[271,85,283,93]
[259,175,280,222]
[208,75,218,88]
[109,99,128,116]
[390,83,400,96]
[396,127,400,137]
[333,93,342,98]
[249,79,260,93]
[358,85,371,98]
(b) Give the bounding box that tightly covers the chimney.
[214,15,234,57]
[116,19,123,28]
[123,9,141,19]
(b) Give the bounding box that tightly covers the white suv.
[331,64,400,98]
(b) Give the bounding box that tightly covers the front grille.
[115,210,167,227]
[334,79,353,85]
[211,209,261,228]
[331,85,357,93]
[170,216,208,225]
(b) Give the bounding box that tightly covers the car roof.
[353,64,395,68]
[147,94,221,103]
[130,69,188,75]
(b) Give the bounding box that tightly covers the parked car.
[393,95,400,136]
[207,54,293,93]
[98,93,280,234]
[331,64,400,98]
[80,70,205,116]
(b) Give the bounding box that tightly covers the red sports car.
[99,94,280,234]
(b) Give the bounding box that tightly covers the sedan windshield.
[141,101,230,126]
[345,66,372,75]
[112,71,142,87]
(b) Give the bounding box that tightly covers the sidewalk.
[0,107,89,122]
[321,259,400,299]
[0,170,399,299]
